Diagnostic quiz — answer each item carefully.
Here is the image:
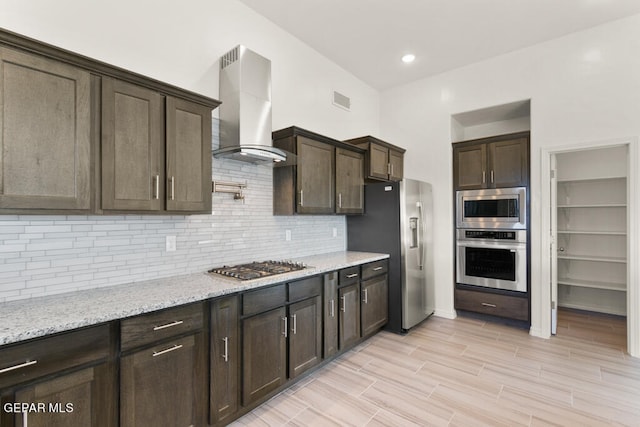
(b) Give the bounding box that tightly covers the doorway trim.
[540,137,638,357]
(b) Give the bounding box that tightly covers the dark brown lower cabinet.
[323,272,339,358]
[120,333,206,427]
[288,296,322,379]
[0,324,116,427]
[339,283,361,349]
[455,287,528,321]
[361,274,389,337]
[242,307,287,406]
[210,295,240,426]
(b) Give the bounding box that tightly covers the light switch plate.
[166,235,177,252]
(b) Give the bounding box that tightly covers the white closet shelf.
[558,254,626,263]
[557,176,626,183]
[557,230,626,236]
[557,301,627,316]
[557,204,626,208]
[558,277,626,292]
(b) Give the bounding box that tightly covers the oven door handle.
[456,241,525,251]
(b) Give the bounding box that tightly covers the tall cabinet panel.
[0,47,91,211]
[556,146,627,316]
[101,77,164,211]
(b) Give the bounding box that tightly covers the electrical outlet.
[285,230,291,241]
[332,227,337,238]
[166,235,177,252]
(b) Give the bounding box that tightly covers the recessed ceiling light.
[401,54,416,63]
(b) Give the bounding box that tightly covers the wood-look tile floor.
[230,309,639,426]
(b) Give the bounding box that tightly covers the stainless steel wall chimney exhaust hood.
[213,45,287,163]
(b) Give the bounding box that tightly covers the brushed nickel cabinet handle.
[338,193,342,208]
[282,316,288,338]
[340,295,346,312]
[373,266,383,271]
[387,163,391,175]
[481,302,497,308]
[300,190,304,207]
[222,337,229,362]
[346,273,358,278]
[153,175,160,199]
[490,170,494,183]
[330,299,335,317]
[482,171,486,184]
[153,320,184,331]
[363,289,368,304]
[170,176,175,201]
[0,360,37,374]
[391,163,394,177]
[152,344,183,357]
[291,314,297,335]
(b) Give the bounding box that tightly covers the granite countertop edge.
[0,251,389,346]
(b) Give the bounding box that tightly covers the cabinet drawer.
[121,303,204,352]
[455,288,528,321]
[289,276,322,302]
[243,284,287,316]
[339,266,360,286]
[361,260,388,280]
[0,324,110,388]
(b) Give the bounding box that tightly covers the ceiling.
[238,0,640,90]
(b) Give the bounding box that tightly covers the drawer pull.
[282,316,288,338]
[291,314,297,335]
[153,320,184,331]
[152,344,183,357]
[340,295,346,312]
[330,299,335,318]
[373,266,383,271]
[481,302,497,308]
[346,273,358,278]
[0,360,37,374]
[363,289,369,304]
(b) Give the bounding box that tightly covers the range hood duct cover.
[213,45,287,164]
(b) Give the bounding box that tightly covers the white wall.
[379,15,640,332]
[0,0,380,139]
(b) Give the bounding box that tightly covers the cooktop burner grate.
[208,260,306,280]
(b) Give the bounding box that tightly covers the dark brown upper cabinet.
[343,136,405,182]
[0,28,219,215]
[453,132,529,190]
[273,126,365,215]
[0,46,92,213]
[335,148,364,214]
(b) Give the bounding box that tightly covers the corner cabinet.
[273,126,364,215]
[453,132,529,190]
[556,177,627,315]
[0,28,219,215]
[343,135,405,182]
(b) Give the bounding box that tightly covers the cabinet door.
[489,138,529,188]
[242,307,287,406]
[323,272,339,358]
[335,148,364,214]
[296,136,335,214]
[120,333,206,427]
[102,77,164,211]
[361,274,389,337]
[339,283,361,349]
[210,296,239,425]
[288,296,322,379]
[368,143,390,180]
[453,143,487,190]
[0,47,91,211]
[1,364,112,427]
[166,97,212,213]
[389,149,404,182]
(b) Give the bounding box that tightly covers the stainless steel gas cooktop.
[208,260,306,280]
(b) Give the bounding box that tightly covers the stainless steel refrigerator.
[347,179,434,333]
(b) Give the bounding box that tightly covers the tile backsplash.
[0,120,346,302]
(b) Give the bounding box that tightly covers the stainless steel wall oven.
[456,229,527,292]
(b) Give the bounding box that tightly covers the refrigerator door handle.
[417,202,424,270]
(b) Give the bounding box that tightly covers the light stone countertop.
[0,251,388,346]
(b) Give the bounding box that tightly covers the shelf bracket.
[212,180,246,201]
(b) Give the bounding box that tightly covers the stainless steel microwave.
[456,187,526,229]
